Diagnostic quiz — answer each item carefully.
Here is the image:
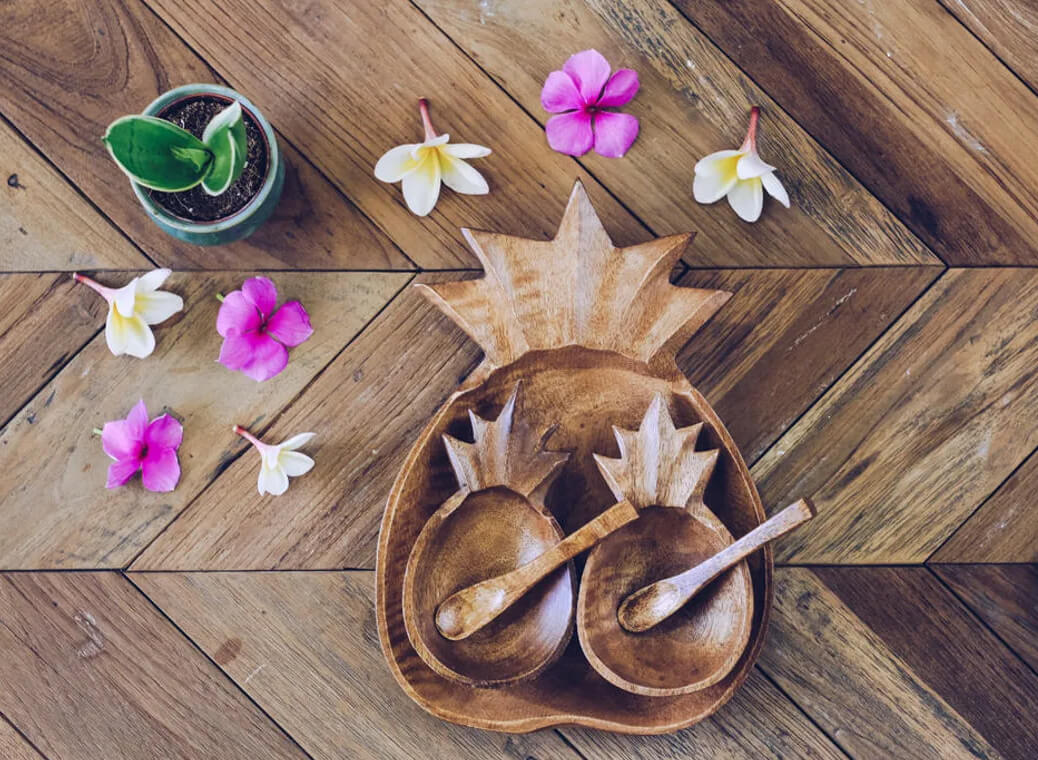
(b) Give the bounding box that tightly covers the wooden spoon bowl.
[578,506,753,696]
[403,486,575,687]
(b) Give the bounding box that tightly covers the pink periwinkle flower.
[217,276,313,382]
[541,49,640,158]
[101,399,182,492]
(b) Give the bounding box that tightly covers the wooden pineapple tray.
[375,182,770,734]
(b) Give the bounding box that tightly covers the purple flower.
[101,399,182,492]
[541,49,640,158]
[217,276,313,382]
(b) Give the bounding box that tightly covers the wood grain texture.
[0,274,108,426]
[560,668,847,759]
[933,564,1038,674]
[0,572,305,760]
[816,566,1038,760]
[761,568,1001,760]
[0,271,407,568]
[0,718,44,760]
[0,0,411,270]
[941,0,1038,91]
[132,274,482,570]
[415,0,935,267]
[131,571,582,760]
[139,0,649,269]
[677,266,942,463]
[676,0,1038,265]
[1,122,149,271]
[932,447,1038,562]
[754,269,1038,563]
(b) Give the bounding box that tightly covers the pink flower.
[217,276,313,382]
[101,399,182,492]
[541,49,640,158]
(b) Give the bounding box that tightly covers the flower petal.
[102,420,142,461]
[694,149,742,176]
[135,268,172,293]
[693,171,738,204]
[439,154,489,195]
[106,458,140,488]
[266,301,313,347]
[141,446,180,492]
[218,332,254,371]
[240,333,289,382]
[278,432,316,451]
[258,462,289,496]
[279,450,315,477]
[563,49,611,103]
[108,309,155,358]
[597,69,639,107]
[444,143,492,159]
[374,143,420,183]
[540,70,584,113]
[761,171,791,208]
[727,177,764,222]
[135,290,183,325]
[145,414,183,451]
[242,277,278,319]
[216,290,262,337]
[401,152,441,216]
[545,111,594,156]
[112,279,139,318]
[736,151,776,180]
[592,111,639,158]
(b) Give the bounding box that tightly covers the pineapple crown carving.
[416,181,731,369]
[442,383,569,498]
[593,393,718,510]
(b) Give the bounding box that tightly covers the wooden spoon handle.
[619,498,814,633]
[436,500,637,641]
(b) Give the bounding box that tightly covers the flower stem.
[72,272,111,299]
[233,424,263,449]
[92,427,103,436]
[418,98,437,141]
[216,292,225,302]
[742,106,760,153]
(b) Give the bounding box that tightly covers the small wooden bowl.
[578,506,753,696]
[402,486,575,687]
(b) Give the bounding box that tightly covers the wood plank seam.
[754,664,855,760]
[120,572,318,760]
[925,443,1038,563]
[936,0,1038,99]
[927,565,1038,681]
[0,714,49,760]
[121,273,417,571]
[0,113,160,271]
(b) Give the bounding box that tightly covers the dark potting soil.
[148,96,268,222]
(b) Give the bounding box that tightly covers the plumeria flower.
[234,425,315,496]
[693,106,790,222]
[541,49,639,158]
[73,269,183,358]
[100,399,182,492]
[217,276,313,382]
[374,98,491,216]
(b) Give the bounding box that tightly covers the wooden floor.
[1,1,1036,758]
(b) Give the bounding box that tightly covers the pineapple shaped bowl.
[376,182,771,734]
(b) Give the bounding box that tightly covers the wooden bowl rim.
[376,351,773,734]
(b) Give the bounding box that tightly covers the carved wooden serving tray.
[375,182,770,734]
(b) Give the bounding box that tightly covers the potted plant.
[103,84,285,246]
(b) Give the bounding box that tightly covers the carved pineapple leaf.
[442,383,569,498]
[416,181,731,369]
[593,393,718,510]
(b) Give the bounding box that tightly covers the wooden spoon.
[618,499,815,633]
[436,500,639,641]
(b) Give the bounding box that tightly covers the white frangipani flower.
[73,269,184,358]
[374,98,491,216]
[234,425,316,496]
[693,106,789,223]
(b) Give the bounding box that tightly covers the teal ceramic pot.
[131,84,285,246]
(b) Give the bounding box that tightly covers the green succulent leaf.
[103,115,213,192]
[201,101,248,195]
[201,126,238,196]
